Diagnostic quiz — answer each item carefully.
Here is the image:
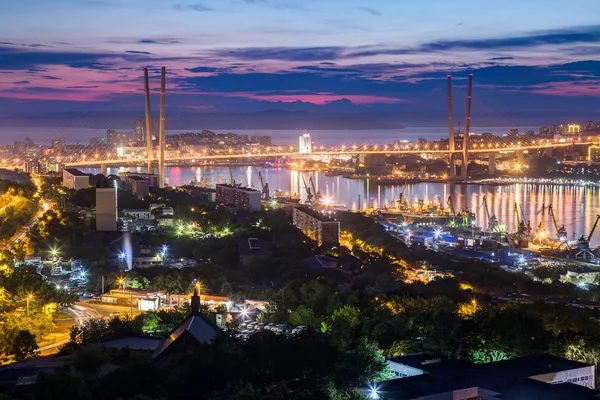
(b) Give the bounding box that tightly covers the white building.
[299,133,312,154]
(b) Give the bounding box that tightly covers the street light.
[26,294,33,317]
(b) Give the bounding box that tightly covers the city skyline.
[1,0,600,124]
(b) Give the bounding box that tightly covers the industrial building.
[215,184,261,212]
[96,187,117,231]
[371,353,596,400]
[62,168,89,190]
[292,206,340,246]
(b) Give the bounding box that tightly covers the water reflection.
[99,166,600,246]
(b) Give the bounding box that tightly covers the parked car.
[109,311,121,317]
[291,325,308,335]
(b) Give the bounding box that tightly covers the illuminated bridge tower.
[158,66,166,188]
[143,68,154,174]
[447,74,473,180]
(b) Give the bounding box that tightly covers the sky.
[0,0,600,126]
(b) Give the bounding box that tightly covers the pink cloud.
[527,80,600,96]
[222,92,404,104]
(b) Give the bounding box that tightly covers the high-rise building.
[215,184,261,212]
[96,187,117,231]
[134,117,160,146]
[539,126,549,135]
[63,168,90,190]
[107,129,133,147]
[508,129,519,136]
[23,159,41,174]
[134,118,144,145]
[292,206,340,246]
[299,133,312,154]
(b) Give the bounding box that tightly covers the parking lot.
[234,322,309,339]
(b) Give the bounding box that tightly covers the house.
[237,238,272,266]
[152,288,221,365]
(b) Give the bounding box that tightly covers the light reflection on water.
[96,165,600,246]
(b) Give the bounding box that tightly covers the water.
[93,165,600,246]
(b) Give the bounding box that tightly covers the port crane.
[481,196,499,232]
[257,172,270,200]
[547,204,568,248]
[514,201,531,239]
[228,166,241,187]
[533,204,548,245]
[309,176,322,206]
[575,214,600,261]
[301,175,313,204]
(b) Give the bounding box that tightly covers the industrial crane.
[482,195,499,232]
[309,176,322,205]
[533,204,548,245]
[575,215,600,261]
[228,166,241,187]
[548,204,568,248]
[257,172,270,200]
[514,201,531,238]
[301,175,313,204]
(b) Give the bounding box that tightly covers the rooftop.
[216,184,260,193]
[63,168,88,177]
[380,354,594,400]
[294,206,339,222]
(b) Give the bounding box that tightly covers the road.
[11,200,50,246]
[35,301,142,355]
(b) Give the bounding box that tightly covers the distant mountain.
[0,109,405,130]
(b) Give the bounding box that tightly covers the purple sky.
[1,0,600,124]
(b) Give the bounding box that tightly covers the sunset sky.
[1,0,599,124]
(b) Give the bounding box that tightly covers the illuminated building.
[23,159,41,174]
[62,168,89,190]
[215,184,261,212]
[299,133,312,154]
[96,187,117,231]
[568,124,582,134]
[107,129,133,147]
[292,206,340,246]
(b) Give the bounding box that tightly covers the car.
[291,325,308,335]
[109,311,122,317]
[238,323,248,330]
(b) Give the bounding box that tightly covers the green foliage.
[142,312,161,332]
[29,373,91,400]
[289,305,318,327]
[10,330,37,362]
[73,344,110,377]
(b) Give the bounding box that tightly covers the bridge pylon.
[447,74,473,180]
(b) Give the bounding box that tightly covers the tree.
[10,330,37,361]
[73,344,110,377]
[142,312,161,332]
[289,305,318,327]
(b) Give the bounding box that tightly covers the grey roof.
[64,168,88,176]
[152,313,221,359]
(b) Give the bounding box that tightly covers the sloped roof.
[152,312,221,360]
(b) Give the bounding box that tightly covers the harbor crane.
[514,201,531,238]
[575,214,600,261]
[257,172,270,200]
[301,175,313,204]
[228,166,241,187]
[548,204,568,248]
[481,195,499,232]
[533,204,548,245]
[309,176,322,205]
